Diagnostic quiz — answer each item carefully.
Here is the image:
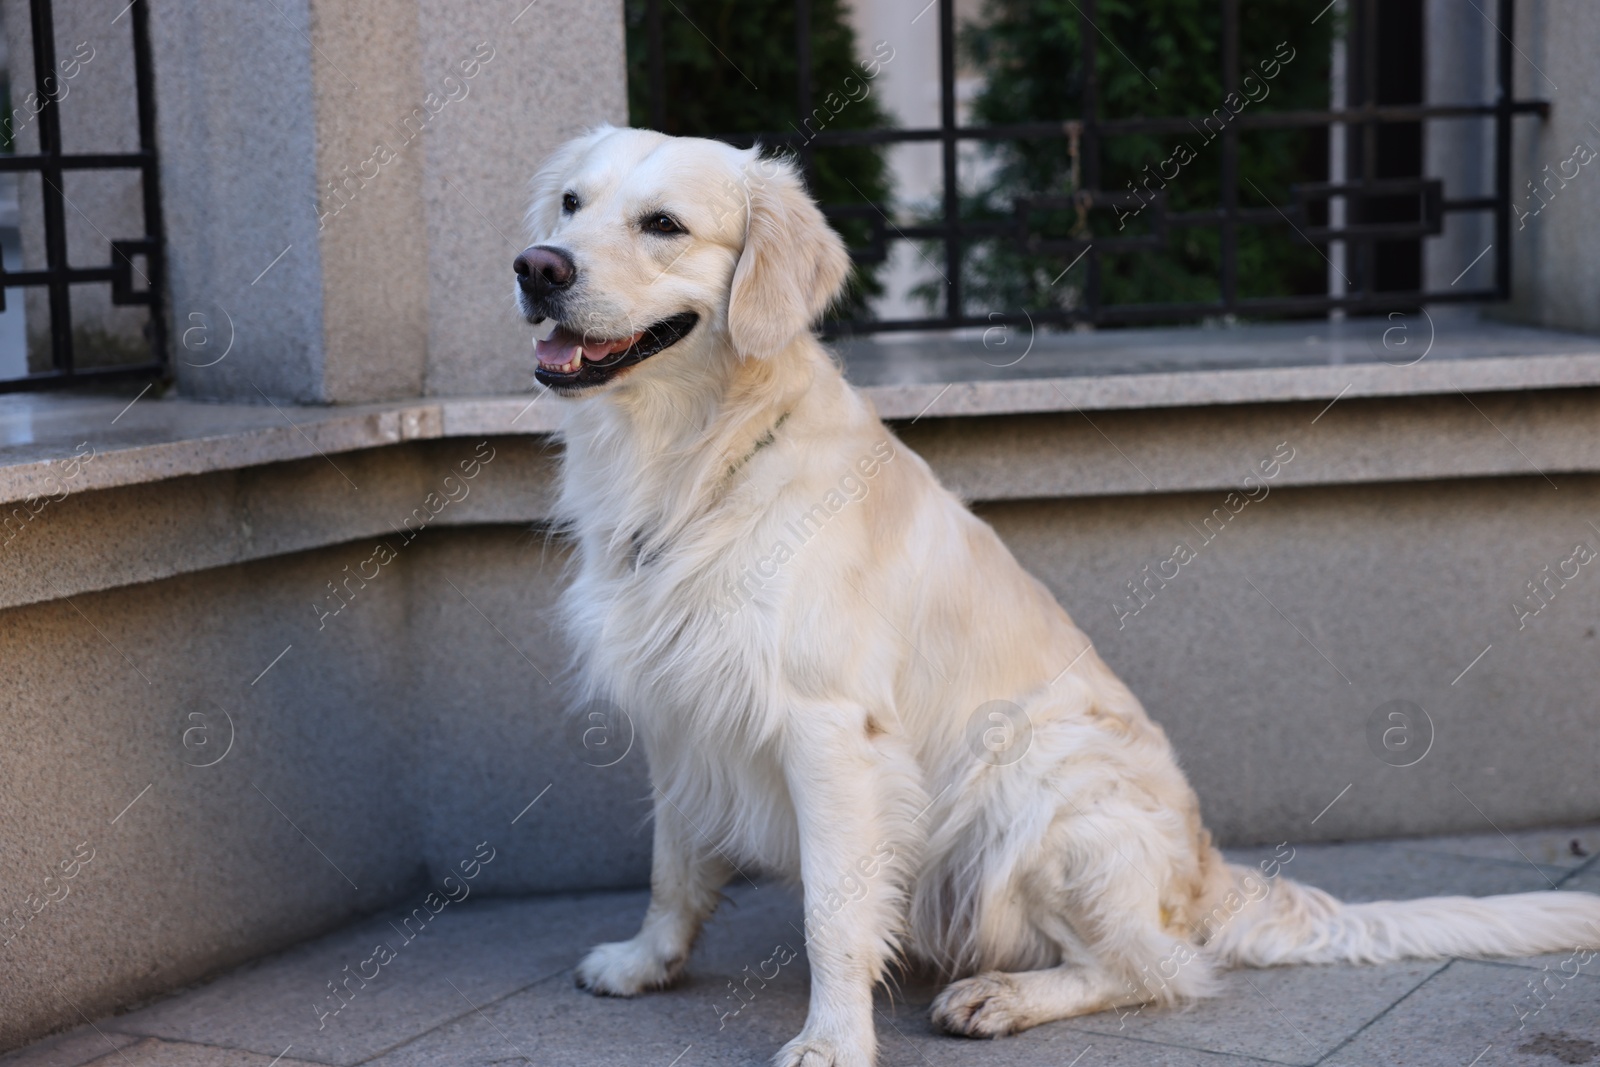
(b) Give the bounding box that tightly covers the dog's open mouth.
[533,312,699,391]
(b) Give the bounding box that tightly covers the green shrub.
[624,0,894,317]
[931,0,1338,321]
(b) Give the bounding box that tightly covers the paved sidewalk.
[8,825,1600,1067]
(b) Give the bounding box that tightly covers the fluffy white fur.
[515,126,1600,1066]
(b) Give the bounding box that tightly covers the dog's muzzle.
[514,245,575,319]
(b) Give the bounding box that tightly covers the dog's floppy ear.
[525,124,616,242]
[727,155,851,359]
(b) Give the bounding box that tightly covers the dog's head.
[514,126,851,396]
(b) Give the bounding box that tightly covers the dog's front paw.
[773,1031,873,1067]
[574,938,682,996]
[931,971,1025,1038]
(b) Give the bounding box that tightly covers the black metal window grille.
[640,0,1548,336]
[0,0,165,393]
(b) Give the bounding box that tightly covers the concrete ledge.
[839,318,1600,417]
[0,438,559,612]
[0,392,560,507]
[902,388,1600,502]
[6,383,1600,611]
[873,350,1600,421]
[5,320,1600,508]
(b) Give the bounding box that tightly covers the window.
[631,0,1547,336]
[0,0,165,392]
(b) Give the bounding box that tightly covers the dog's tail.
[1206,863,1600,967]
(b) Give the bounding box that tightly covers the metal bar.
[0,151,152,171]
[0,361,166,394]
[1220,0,1239,312]
[1494,0,1513,298]
[824,287,1500,337]
[130,0,168,372]
[1079,0,1100,322]
[1359,0,1377,299]
[1327,0,1347,316]
[795,0,813,181]
[0,267,124,285]
[707,102,1548,152]
[1442,196,1500,211]
[28,0,72,376]
[845,203,1458,243]
[647,0,665,131]
[938,0,960,322]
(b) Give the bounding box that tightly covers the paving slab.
[365,879,811,1067]
[1222,839,1571,903]
[1319,959,1600,1067]
[1401,825,1600,873]
[0,1027,140,1067]
[11,827,1599,1067]
[364,939,1273,1067]
[296,880,1279,1067]
[81,1039,328,1066]
[1065,959,1448,1065]
[101,890,645,1066]
[356,883,1441,1067]
[863,993,1292,1067]
[364,975,1286,1067]
[1557,866,1600,895]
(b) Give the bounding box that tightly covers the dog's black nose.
[514,245,576,293]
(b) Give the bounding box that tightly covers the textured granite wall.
[992,477,1600,846]
[1423,0,1495,295]
[0,543,422,1049]
[414,0,629,396]
[0,525,650,1050]
[1506,0,1600,334]
[149,0,329,402]
[150,0,627,404]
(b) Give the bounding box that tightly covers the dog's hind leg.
[930,900,1213,1039]
[931,779,1220,1038]
[576,793,732,996]
[931,962,1150,1037]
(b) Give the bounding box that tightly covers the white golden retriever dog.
[513,125,1600,1066]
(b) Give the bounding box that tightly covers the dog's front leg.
[576,792,730,996]
[776,706,904,1067]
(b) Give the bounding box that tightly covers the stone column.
[1422,0,1496,300]
[151,0,626,404]
[1504,0,1600,334]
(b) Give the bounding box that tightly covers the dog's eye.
[562,192,580,213]
[645,213,684,235]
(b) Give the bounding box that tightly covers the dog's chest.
[571,508,783,693]
[574,548,804,873]
[563,500,813,828]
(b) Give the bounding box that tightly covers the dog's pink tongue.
[535,326,647,368]
[535,326,584,368]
